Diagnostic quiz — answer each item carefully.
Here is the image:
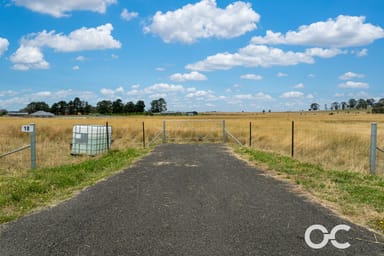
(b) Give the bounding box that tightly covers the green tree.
[112,99,124,114]
[124,101,136,113]
[135,100,145,113]
[356,99,368,109]
[150,98,167,113]
[23,101,50,114]
[340,101,348,110]
[309,103,320,111]
[331,102,340,111]
[96,100,113,114]
[348,98,357,109]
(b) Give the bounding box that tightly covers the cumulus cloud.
[355,48,368,57]
[251,15,384,48]
[294,83,304,89]
[338,81,369,89]
[144,83,185,94]
[120,8,138,21]
[280,91,304,98]
[169,71,207,82]
[233,92,272,100]
[305,48,344,58]
[339,72,365,80]
[0,37,9,56]
[277,72,288,77]
[10,45,50,70]
[186,45,315,71]
[21,23,121,52]
[11,24,121,70]
[13,0,117,17]
[144,0,260,43]
[100,86,125,97]
[240,74,263,80]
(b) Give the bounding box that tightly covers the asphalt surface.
[0,144,383,255]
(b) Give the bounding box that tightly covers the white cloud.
[355,48,368,57]
[21,23,121,52]
[280,91,304,98]
[100,86,125,97]
[277,72,288,77]
[13,0,117,17]
[156,67,166,72]
[233,92,272,100]
[144,0,260,43]
[169,71,207,82]
[251,15,384,48]
[0,37,9,56]
[294,83,304,89]
[338,81,369,89]
[75,55,86,61]
[305,48,344,58]
[339,72,365,80]
[306,94,314,99]
[149,93,167,99]
[186,90,214,98]
[186,44,315,71]
[72,65,80,70]
[116,86,124,93]
[100,88,115,96]
[11,24,121,70]
[120,8,138,21]
[240,74,263,80]
[10,45,50,70]
[144,83,185,94]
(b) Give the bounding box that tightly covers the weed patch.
[0,148,148,224]
[237,147,384,235]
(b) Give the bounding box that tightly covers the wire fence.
[0,116,383,176]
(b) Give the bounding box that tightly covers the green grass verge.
[236,147,384,234]
[0,148,149,224]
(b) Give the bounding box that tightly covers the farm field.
[1,111,384,176]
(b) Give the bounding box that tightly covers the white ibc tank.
[71,125,112,155]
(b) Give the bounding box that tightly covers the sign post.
[21,123,36,169]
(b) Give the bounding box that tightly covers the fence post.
[291,120,295,158]
[222,120,226,143]
[370,122,377,175]
[249,122,252,147]
[162,120,167,144]
[142,122,146,148]
[106,122,110,151]
[30,123,37,169]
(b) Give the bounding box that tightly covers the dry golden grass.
[1,111,384,175]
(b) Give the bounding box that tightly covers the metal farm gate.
[149,120,242,146]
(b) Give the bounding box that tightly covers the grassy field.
[0,111,384,234]
[1,111,384,175]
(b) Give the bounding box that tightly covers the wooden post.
[249,122,252,147]
[142,122,146,148]
[291,120,295,158]
[370,122,377,175]
[106,122,110,151]
[30,123,36,169]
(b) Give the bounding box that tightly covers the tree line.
[310,98,384,113]
[0,97,168,116]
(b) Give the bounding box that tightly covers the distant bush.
[372,104,384,114]
[0,109,7,116]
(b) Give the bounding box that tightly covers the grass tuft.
[0,148,149,224]
[237,146,384,235]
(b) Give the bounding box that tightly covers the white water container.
[71,125,112,155]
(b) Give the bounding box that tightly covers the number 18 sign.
[21,125,34,133]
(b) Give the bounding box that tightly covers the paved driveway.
[0,144,383,255]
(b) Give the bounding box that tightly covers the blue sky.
[0,0,383,112]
